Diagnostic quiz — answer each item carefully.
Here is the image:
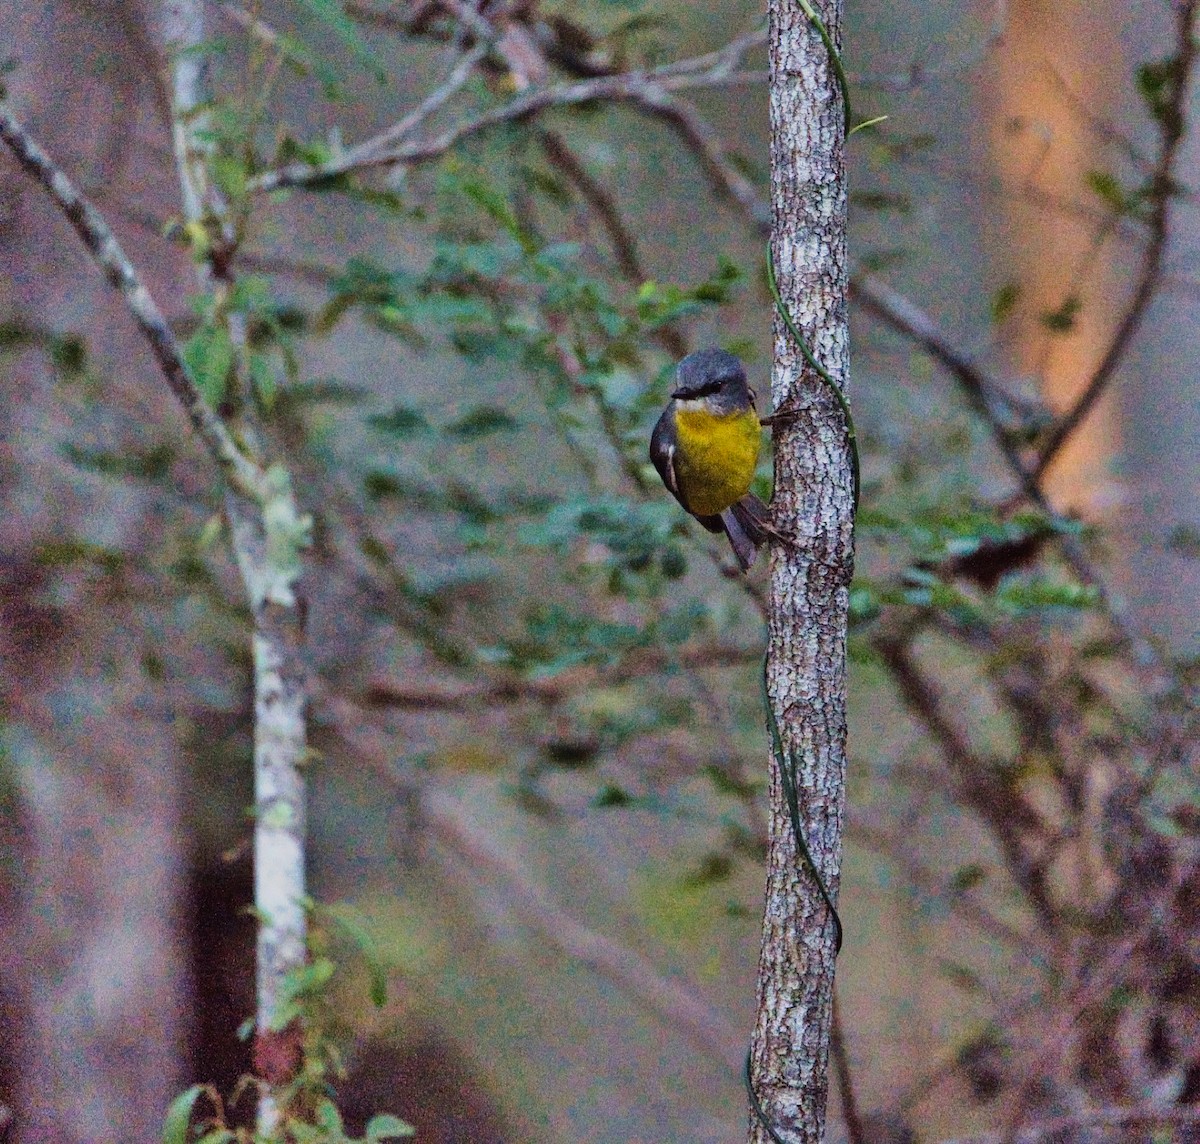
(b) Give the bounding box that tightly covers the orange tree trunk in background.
[985,0,1125,514]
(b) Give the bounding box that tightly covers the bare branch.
[218,1,284,45]
[248,58,766,194]
[537,130,644,284]
[847,0,1008,93]
[161,9,312,1134]
[994,937,1139,1144]
[421,789,746,1076]
[850,815,1035,951]
[1042,60,1155,175]
[363,642,760,710]
[636,89,771,235]
[0,104,263,499]
[337,40,492,172]
[850,275,1034,493]
[938,1104,1200,1144]
[851,274,1156,660]
[871,629,1057,928]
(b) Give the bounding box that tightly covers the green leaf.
[292,0,389,83]
[32,538,126,574]
[445,405,518,438]
[994,578,1098,615]
[1085,169,1130,214]
[62,442,176,482]
[51,333,87,374]
[850,190,911,213]
[365,1113,416,1141]
[363,470,409,501]
[939,959,986,994]
[368,405,431,437]
[1039,295,1081,334]
[162,1084,206,1144]
[989,282,1021,324]
[272,957,336,1027]
[182,321,235,406]
[248,351,277,411]
[211,153,249,201]
[324,906,389,1008]
[949,863,988,892]
[680,852,734,889]
[315,1097,345,1137]
[702,764,761,799]
[1137,55,1184,128]
[462,179,528,245]
[277,379,365,408]
[593,782,634,808]
[1166,524,1200,559]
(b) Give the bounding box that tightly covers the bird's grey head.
[671,347,753,413]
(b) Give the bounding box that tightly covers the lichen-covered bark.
[155,3,311,1130]
[749,2,852,1142]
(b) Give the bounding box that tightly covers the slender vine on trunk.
[749,1,853,1141]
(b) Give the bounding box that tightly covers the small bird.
[650,347,772,571]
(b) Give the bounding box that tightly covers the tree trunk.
[749,2,853,1142]
[984,0,1125,515]
[151,3,311,1130]
[0,5,192,1139]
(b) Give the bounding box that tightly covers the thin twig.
[537,130,644,284]
[850,815,1035,952]
[851,275,1032,487]
[346,41,492,168]
[847,0,1008,93]
[421,788,747,1076]
[248,60,766,194]
[637,89,771,235]
[535,131,690,355]
[0,104,263,499]
[362,642,762,709]
[1042,59,1155,174]
[319,692,748,1079]
[831,989,867,1144]
[872,629,1057,929]
[851,273,1154,659]
[218,1,283,46]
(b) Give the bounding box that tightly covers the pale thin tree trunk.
[152,3,311,1132]
[749,1,853,1142]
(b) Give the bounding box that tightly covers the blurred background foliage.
[0,1,1198,1142]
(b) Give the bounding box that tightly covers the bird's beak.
[670,388,689,400]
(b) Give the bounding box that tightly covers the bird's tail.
[719,494,772,572]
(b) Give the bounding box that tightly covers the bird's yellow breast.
[672,404,761,516]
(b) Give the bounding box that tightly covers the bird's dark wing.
[649,405,681,500]
[650,405,724,535]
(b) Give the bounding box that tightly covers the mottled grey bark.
[749,1,852,1142]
